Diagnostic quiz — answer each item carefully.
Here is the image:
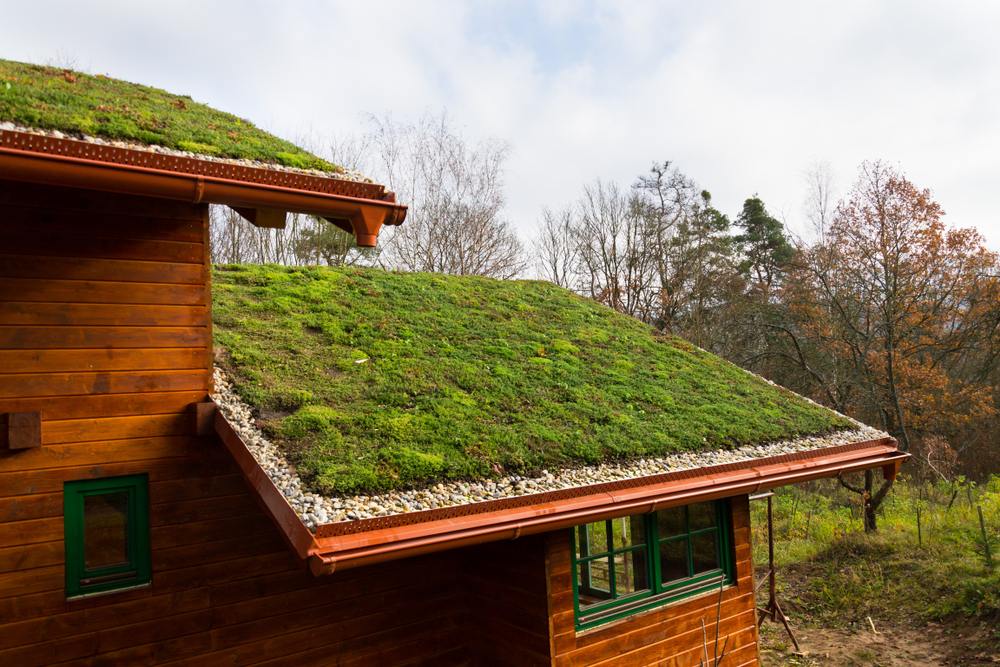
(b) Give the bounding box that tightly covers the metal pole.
[750,491,800,652]
[768,496,776,620]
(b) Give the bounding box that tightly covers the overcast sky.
[5,1,999,249]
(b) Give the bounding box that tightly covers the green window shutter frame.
[64,474,151,599]
[571,499,734,630]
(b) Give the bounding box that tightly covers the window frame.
[63,474,151,599]
[571,499,734,630]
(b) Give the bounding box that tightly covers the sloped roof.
[207,264,904,571]
[0,58,341,175]
[211,264,872,497]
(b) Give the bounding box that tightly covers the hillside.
[212,264,854,494]
[0,58,339,172]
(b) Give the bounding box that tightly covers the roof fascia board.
[208,401,319,569]
[0,144,406,247]
[205,398,908,576]
[309,447,907,574]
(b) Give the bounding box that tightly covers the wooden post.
[916,507,922,548]
[978,506,993,569]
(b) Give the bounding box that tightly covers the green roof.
[0,59,339,173]
[212,264,852,495]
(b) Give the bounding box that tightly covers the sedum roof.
[0,58,341,174]
[212,264,858,501]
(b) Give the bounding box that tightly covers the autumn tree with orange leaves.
[767,162,1000,531]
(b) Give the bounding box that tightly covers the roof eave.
[307,441,906,575]
[203,398,908,575]
[0,132,406,247]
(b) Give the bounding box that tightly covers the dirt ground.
[756,564,1000,667]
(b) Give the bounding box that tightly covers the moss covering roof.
[212,264,854,495]
[0,58,339,173]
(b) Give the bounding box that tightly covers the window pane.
[612,515,647,550]
[691,531,720,576]
[656,506,685,538]
[659,538,689,585]
[83,492,130,570]
[689,502,717,531]
[578,557,613,608]
[579,521,610,558]
[615,548,650,597]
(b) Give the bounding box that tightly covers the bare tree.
[531,206,579,288]
[363,111,525,278]
[209,206,313,265]
[573,180,655,318]
[802,158,837,243]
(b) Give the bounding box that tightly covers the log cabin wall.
[463,534,552,667]
[546,495,759,667]
[0,182,472,666]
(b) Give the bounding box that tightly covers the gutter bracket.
[231,206,288,229]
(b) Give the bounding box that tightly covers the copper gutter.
[308,443,907,574]
[0,130,406,247]
[202,398,907,576]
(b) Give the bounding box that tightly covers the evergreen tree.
[734,197,794,290]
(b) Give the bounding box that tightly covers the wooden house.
[0,62,908,666]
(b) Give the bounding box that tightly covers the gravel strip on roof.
[0,122,374,183]
[212,367,888,532]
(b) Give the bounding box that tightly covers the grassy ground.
[753,474,1000,665]
[211,263,851,494]
[0,58,338,172]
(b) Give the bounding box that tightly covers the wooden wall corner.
[189,402,217,436]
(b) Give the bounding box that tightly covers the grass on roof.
[0,59,339,173]
[212,264,853,495]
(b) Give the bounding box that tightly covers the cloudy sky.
[5,1,999,248]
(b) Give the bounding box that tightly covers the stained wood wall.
[546,495,759,667]
[464,535,552,666]
[0,183,471,666]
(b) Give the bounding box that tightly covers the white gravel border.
[212,367,888,532]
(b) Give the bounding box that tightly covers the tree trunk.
[838,468,892,534]
[863,469,876,533]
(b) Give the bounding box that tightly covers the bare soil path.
[757,564,1000,666]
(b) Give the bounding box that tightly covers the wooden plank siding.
[545,495,759,667]
[464,535,552,667]
[0,183,475,666]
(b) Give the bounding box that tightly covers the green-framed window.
[63,474,151,599]
[572,500,733,629]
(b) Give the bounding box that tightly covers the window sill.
[66,581,150,602]
[576,574,728,634]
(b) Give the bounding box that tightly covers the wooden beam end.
[6,411,42,449]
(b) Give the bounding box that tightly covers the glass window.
[64,474,150,599]
[572,499,732,629]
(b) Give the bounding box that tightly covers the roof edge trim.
[205,396,908,575]
[208,400,320,567]
[308,445,907,574]
[0,141,407,247]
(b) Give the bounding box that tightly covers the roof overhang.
[0,129,406,247]
[200,399,909,576]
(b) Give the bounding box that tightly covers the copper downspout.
[0,144,406,247]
